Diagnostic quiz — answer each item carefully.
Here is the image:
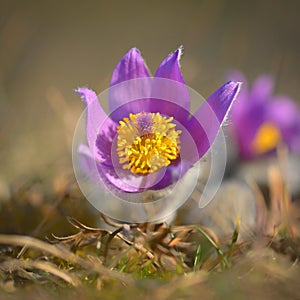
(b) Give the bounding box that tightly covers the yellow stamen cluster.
[252,122,281,154]
[116,113,181,174]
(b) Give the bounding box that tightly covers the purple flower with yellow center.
[75,47,241,193]
[229,72,300,160]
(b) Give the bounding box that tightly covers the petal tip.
[122,47,145,63]
[154,46,186,81]
[228,80,242,99]
[174,45,184,61]
[224,80,243,94]
[74,86,86,95]
[169,45,184,62]
[111,47,150,86]
[75,87,97,105]
[74,86,86,99]
[226,80,242,86]
[126,47,141,56]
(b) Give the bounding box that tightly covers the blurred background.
[0,0,300,233]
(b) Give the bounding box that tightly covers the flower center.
[252,122,281,154]
[116,112,181,174]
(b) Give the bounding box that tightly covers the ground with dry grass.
[0,160,299,300]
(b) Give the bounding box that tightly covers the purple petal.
[109,91,152,122]
[110,48,151,85]
[231,97,267,160]
[78,144,143,193]
[267,96,298,127]
[77,144,102,183]
[227,73,271,159]
[151,159,193,190]
[152,47,190,122]
[95,120,117,166]
[249,75,274,103]
[154,47,185,85]
[76,87,116,163]
[109,48,151,121]
[267,96,300,152]
[232,112,265,160]
[186,81,242,162]
[98,164,143,193]
[226,70,248,91]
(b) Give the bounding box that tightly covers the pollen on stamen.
[116,112,181,175]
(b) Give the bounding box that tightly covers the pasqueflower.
[229,72,300,160]
[76,47,241,193]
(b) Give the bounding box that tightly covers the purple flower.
[229,71,300,160]
[76,48,241,193]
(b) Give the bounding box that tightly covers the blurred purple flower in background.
[229,72,300,160]
[76,48,241,193]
